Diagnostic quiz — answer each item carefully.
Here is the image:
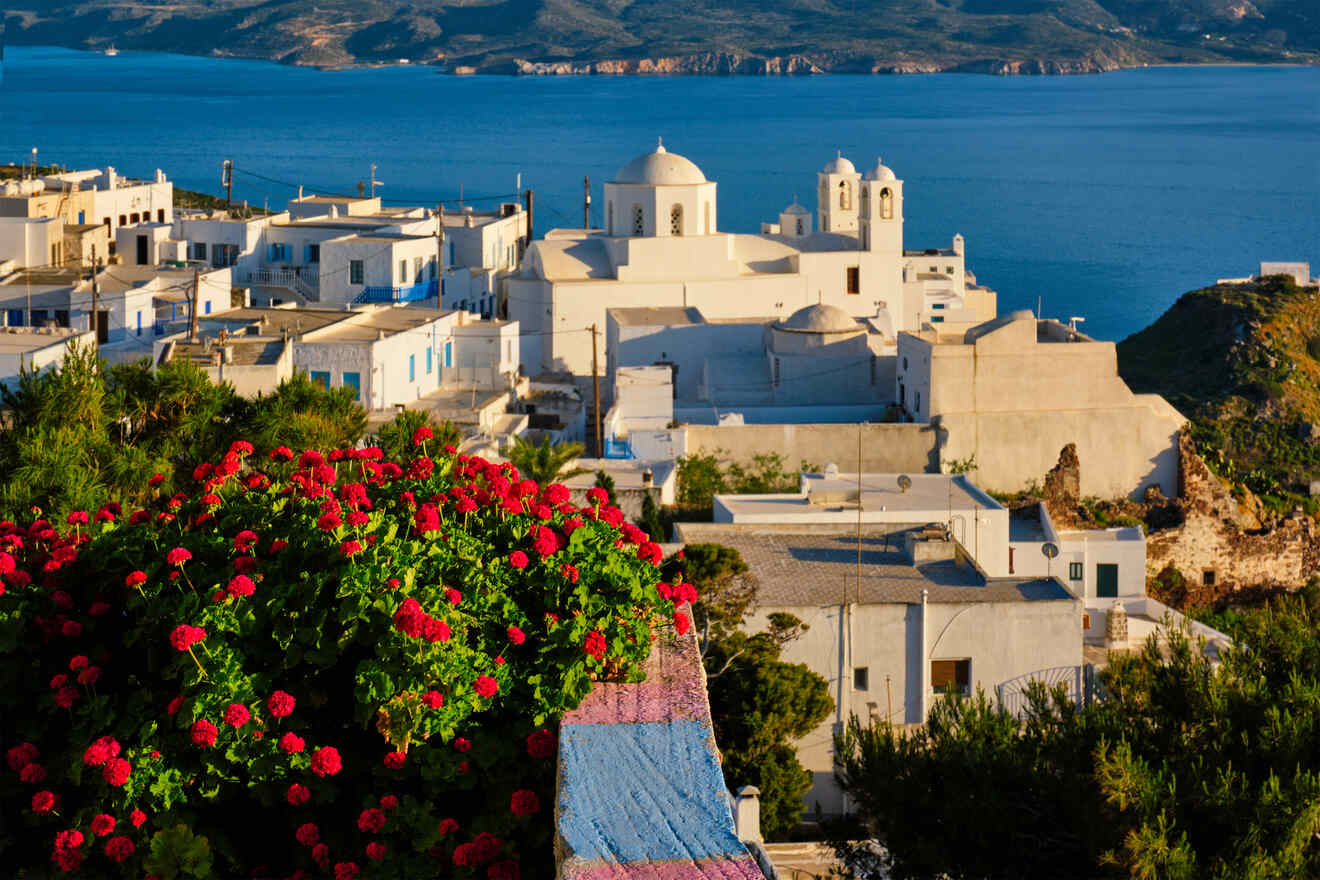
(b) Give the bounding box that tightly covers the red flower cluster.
[510,789,539,817]
[508,551,529,570]
[526,729,556,759]
[583,631,607,661]
[102,757,131,786]
[169,624,206,652]
[506,625,526,645]
[357,807,387,833]
[227,574,256,598]
[287,783,311,805]
[474,675,499,698]
[165,547,192,566]
[383,751,406,770]
[657,581,699,604]
[423,690,444,708]
[280,732,306,754]
[366,841,387,861]
[104,835,134,863]
[90,814,115,836]
[31,790,58,813]
[267,690,296,718]
[310,746,342,777]
[296,823,320,846]
[673,611,691,636]
[191,719,219,748]
[453,832,503,867]
[392,598,451,643]
[82,736,120,767]
[224,703,251,727]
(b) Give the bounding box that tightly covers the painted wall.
[680,422,938,474]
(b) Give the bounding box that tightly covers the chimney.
[733,786,762,844]
[1104,600,1128,652]
[641,468,654,488]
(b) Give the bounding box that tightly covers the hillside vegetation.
[1118,274,1320,517]
[3,0,1317,71]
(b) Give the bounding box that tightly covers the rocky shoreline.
[502,51,1132,76]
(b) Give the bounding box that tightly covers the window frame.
[931,658,971,697]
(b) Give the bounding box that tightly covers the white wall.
[0,217,61,269]
[318,236,439,306]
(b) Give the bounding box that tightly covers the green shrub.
[0,441,685,877]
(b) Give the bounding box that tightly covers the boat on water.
[104,45,119,56]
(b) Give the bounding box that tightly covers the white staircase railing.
[244,268,319,300]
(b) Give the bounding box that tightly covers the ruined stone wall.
[1145,431,1319,590]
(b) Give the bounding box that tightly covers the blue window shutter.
[426,347,432,374]
[409,354,415,383]
[267,244,276,261]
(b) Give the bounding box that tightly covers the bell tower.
[860,157,903,257]
[817,152,861,235]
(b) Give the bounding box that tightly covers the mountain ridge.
[3,0,1317,72]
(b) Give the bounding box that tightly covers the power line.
[229,166,521,208]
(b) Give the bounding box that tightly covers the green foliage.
[639,492,665,542]
[0,442,681,876]
[373,408,462,464]
[661,543,753,655]
[834,597,1320,879]
[675,451,802,512]
[506,435,587,486]
[0,347,368,521]
[943,454,977,475]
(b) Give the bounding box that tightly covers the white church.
[506,142,997,377]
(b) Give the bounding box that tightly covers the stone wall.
[1145,430,1319,591]
[681,422,938,474]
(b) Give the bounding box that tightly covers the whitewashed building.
[508,144,996,378]
[0,326,97,389]
[439,203,529,317]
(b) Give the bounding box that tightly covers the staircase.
[244,268,318,301]
[757,842,846,880]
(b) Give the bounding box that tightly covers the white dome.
[864,157,896,181]
[613,143,707,186]
[775,303,860,334]
[822,153,856,175]
[783,202,810,215]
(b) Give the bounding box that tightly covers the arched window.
[880,188,893,220]
[607,202,614,235]
[670,204,683,236]
[703,203,711,235]
[631,204,644,237]
[861,186,870,215]
[796,218,805,236]
[838,181,851,211]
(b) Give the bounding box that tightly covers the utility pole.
[221,160,233,209]
[189,266,200,342]
[857,422,863,603]
[90,245,100,349]
[583,176,591,229]
[590,323,602,457]
[524,189,534,248]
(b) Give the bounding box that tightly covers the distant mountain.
[3,0,1317,72]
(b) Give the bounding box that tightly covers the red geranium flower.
[169,624,205,652]
[54,829,83,850]
[90,814,115,836]
[165,547,192,566]
[7,742,38,771]
[438,818,459,836]
[508,551,529,570]
[674,611,691,636]
[130,809,147,828]
[223,703,250,728]
[412,426,433,445]
[31,790,58,813]
[383,751,406,770]
[19,763,46,783]
[340,539,363,557]
[357,808,387,833]
[167,695,184,715]
[191,719,218,748]
[125,571,146,588]
[474,675,498,698]
[489,859,520,880]
[102,757,131,786]
[454,737,471,753]
[379,794,398,811]
[295,823,319,846]
[334,862,360,880]
[280,732,305,753]
[287,783,311,805]
[267,690,295,718]
[510,789,539,817]
[584,631,607,661]
[526,729,556,759]
[366,842,387,861]
[422,690,444,709]
[104,836,134,863]
[506,625,526,645]
[228,574,256,598]
[310,746,342,777]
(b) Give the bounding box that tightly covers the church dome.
[822,153,856,175]
[782,202,810,215]
[613,143,707,186]
[775,303,860,334]
[864,157,896,181]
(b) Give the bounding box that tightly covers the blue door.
[342,372,361,401]
[7,309,23,327]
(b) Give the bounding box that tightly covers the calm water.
[1,46,1316,341]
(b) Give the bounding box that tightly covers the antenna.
[1041,542,1059,579]
[897,475,912,493]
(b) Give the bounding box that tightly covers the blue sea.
[1,46,1316,341]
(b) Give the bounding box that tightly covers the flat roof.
[718,473,1002,519]
[191,307,350,337]
[608,306,704,327]
[170,338,287,367]
[676,523,1070,606]
[0,328,89,354]
[301,308,442,343]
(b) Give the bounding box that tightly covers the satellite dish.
[897,475,912,494]
[1041,542,1059,559]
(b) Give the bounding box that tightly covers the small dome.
[864,157,896,181]
[775,303,860,334]
[613,142,707,186]
[822,152,856,175]
[783,202,810,215]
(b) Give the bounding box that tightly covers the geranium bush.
[0,434,695,878]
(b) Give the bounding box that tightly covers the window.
[305,244,320,263]
[1069,562,1083,581]
[192,242,207,261]
[914,391,921,414]
[267,243,290,262]
[1202,570,1215,587]
[607,202,614,235]
[902,357,908,370]
[414,256,423,280]
[838,181,851,211]
[204,301,211,315]
[929,265,938,272]
[309,371,330,391]
[931,659,970,697]
[428,259,436,280]
[669,204,683,236]
[880,188,893,220]
[350,260,364,285]
[931,316,945,323]
[846,266,860,294]
[426,347,432,374]
[130,213,140,224]
[119,214,127,227]
[31,310,48,327]
[853,667,869,691]
[158,209,165,223]
[409,354,415,383]
[342,372,361,401]
[136,311,142,337]
[931,302,945,310]
[399,260,408,284]
[946,266,955,274]
[7,309,23,327]
[55,310,69,328]
[796,218,804,236]
[631,204,644,236]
